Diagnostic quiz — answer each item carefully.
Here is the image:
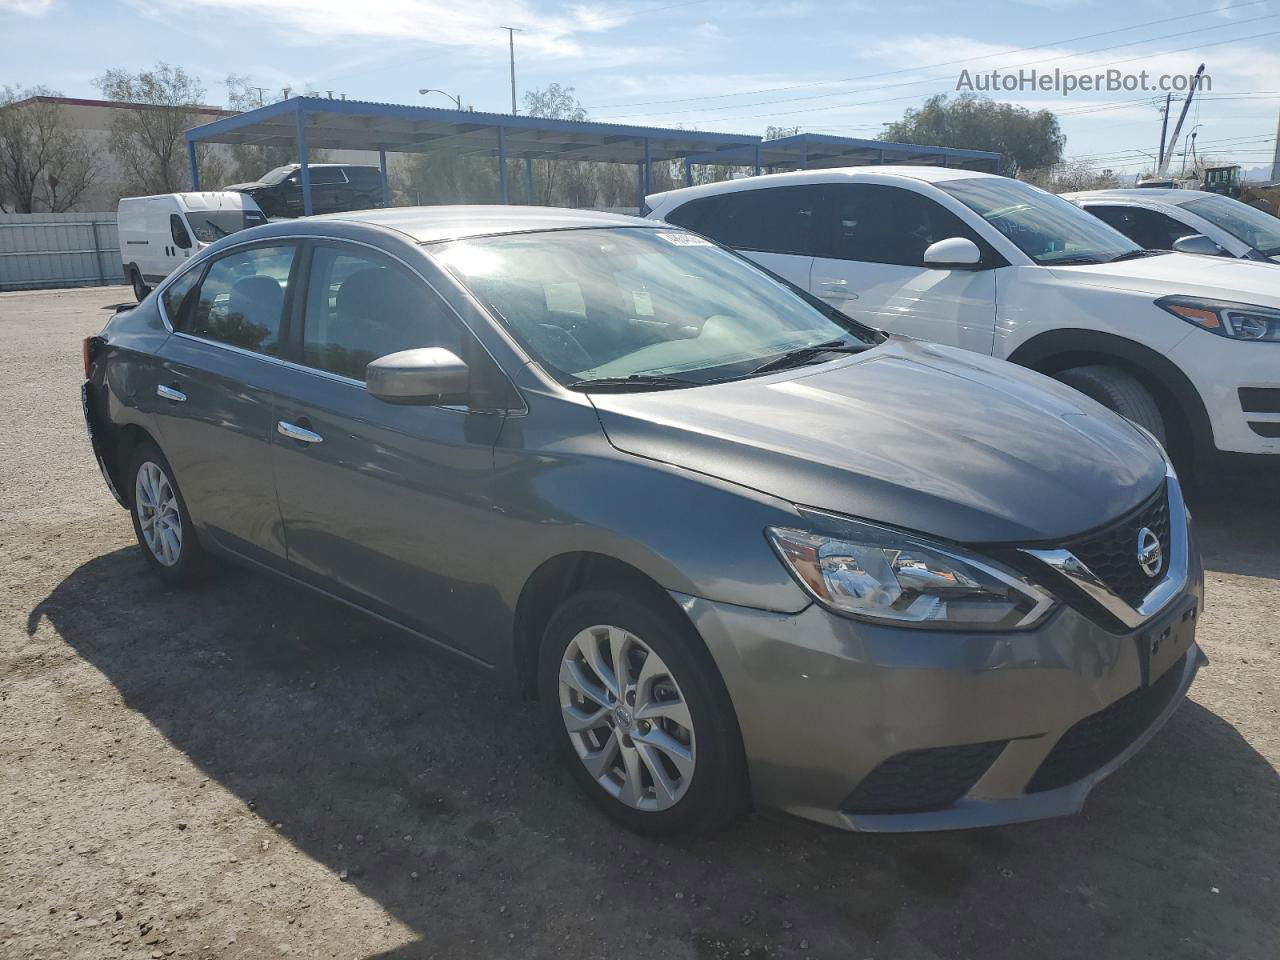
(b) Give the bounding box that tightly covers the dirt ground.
[1,285,1276,960]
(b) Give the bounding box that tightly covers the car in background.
[1064,189,1280,264]
[118,192,267,302]
[223,163,384,218]
[645,168,1280,463]
[81,207,1202,836]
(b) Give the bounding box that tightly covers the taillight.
[82,336,103,379]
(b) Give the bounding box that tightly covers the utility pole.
[1157,63,1205,178]
[1270,109,1280,183]
[1156,93,1172,170]
[500,26,521,114]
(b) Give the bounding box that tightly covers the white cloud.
[127,0,631,61]
[0,0,56,14]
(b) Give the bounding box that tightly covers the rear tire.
[127,440,206,585]
[130,269,150,303]
[538,589,748,837]
[1056,364,1168,447]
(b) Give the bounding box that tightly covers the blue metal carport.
[185,96,761,215]
[686,133,1002,174]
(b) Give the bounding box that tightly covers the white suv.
[645,168,1280,462]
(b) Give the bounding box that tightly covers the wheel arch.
[1008,329,1214,460]
[512,551,697,699]
[111,423,160,507]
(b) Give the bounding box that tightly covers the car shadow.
[28,547,1279,960]
[1188,458,1280,579]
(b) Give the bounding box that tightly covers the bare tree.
[0,86,99,212]
[93,63,224,194]
[523,84,588,205]
[220,75,328,186]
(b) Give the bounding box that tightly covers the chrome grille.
[1061,486,1171,608]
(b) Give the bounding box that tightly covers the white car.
[644,168,1280,460]
[1063,188,1280,264]
[118,192,267,302]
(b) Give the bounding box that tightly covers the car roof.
[647,165,997,206]
[1061,188,1216,205]
[305,205,659,243]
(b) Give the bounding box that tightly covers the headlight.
[1157,296,1280,341]
[767,517,1056,630]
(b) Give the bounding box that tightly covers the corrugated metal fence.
[0,212,124,291]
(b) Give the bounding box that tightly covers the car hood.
[1048,251,1280,305]
[222,181,266,192]
[590,338,1166,544]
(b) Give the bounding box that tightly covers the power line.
[589,0,1273,111]
[597,13,1280,121]
[604,28,1280,126]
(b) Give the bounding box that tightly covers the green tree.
[0,85,98,212]
[93,63,225,193]
[880,93,1064,175]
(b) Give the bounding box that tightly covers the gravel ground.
[1,286,1277,960]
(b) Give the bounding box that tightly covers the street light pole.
[500,26,521,114]
[418,88,463,109]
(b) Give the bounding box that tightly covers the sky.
[4,0,1279,178]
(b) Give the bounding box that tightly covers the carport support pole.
[684,158,693,187]
[525,157,535,204]
[801,144,808,170]
[378,149,390,206]
[754,144,761,176]
[638,138,651,209]
[187,139,200,190]
[497,127,509,204]
[295,104,313,216]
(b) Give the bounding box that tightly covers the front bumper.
[675,548,1204,831]
[1166,332,1280,454]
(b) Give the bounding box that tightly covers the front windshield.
[185,209,268,244]
[258,166,296,185]
[1183,195,1280,257]
[938,177,1141,265]
[435,227,877,386]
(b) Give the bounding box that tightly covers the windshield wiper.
[748,338,870,376]
[1107,249,1169,263]
[567,373,698,392]
[203,218,231,238]
[1042,254,1105,266]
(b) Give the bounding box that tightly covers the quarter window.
[161,266,201,327]
[181,245,295,356]
[820,184,985,267]
[301,246,462,381]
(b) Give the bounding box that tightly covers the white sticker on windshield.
[655,231,713,246]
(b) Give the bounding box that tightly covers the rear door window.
[679,187,821,255]
[1085,205,1194,250]
[180,245,296,356]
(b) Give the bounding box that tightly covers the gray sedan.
[81,207,1204,835]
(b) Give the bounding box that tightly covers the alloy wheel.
[558,624,696,811]
[135,461,182,566]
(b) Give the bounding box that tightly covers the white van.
[645,168,1280,463]
[118,192,267,301]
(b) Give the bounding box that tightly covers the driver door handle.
[813,278,859,300]
[277,420,324,444]
[156,384,186,403]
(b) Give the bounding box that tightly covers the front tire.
[128,441,205,585]
[538,589,748,837]
[1056,364,1168,447]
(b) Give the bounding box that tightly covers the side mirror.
[1172,234,1227,257]
[923,237,982,269]
[366,347,469,404]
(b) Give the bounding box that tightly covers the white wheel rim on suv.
[558,624,696,811]
[135,461,182,566]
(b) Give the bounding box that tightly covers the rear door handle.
[156,384,187,403]
[277,420,324,444]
